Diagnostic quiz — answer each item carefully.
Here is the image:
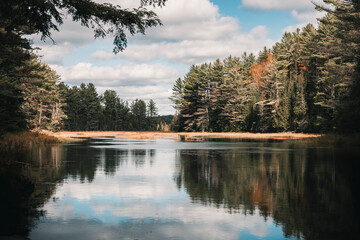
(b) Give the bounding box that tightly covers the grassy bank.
[50,131,360,146]
[0,131,60,150]
[1,131,358,149]
[49,131,322,141]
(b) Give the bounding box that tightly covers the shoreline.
[48,131,322,142]
[2,131,360,150]
[46,131,360,146]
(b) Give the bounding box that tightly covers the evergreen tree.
[21,58,66,131]
[220,54,256,131]
[147,99,158,130]
[82,83,101,130]
[101,90,119,130]
[180,65,204,131]
[61,83,100,131]
[131,99,147,130]
[314,1,360,132]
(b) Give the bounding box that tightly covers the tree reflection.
[0,142,156,238]
[102,149,129,175]
[131,149,147,167]
[174,146,360,240]
[0,146,65,237]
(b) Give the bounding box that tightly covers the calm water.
[1,138,359,240]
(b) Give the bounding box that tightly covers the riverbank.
[2,131,360,150]
[48,131,322,141]
[49,131,360,146]
[0,131,59,151]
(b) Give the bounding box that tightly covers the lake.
[1,137,359,240]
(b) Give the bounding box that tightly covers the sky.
[30,0,325,115]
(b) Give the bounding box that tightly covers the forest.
[0,0,171,134]
[170,1,360,133]
[1,0,359,134]
[0,55,169,133]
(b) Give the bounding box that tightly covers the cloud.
[241,0,323,11]
[37,145,274,240]
[291,9,325,23]
[51,62,179,114]
[29,17,102,64]
[32,0,275,66]
[34,43,76,65]
[93,25,273,65]
[51,62,179,87]
[96,85,175,115]
[282,8,326,33]
[29,0,279,115]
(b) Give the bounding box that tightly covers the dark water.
[1,138,359,240]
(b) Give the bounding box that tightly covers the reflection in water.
[0,139,359,240]
[0,146,65,237]
[174,147,360,240]
[131,149,147,167]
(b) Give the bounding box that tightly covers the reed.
[0,131,60,150]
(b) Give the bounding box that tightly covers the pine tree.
[147,99,158,130]
[220,54,256,131]
[315,0,360,132]
[180,65,205,131]
[131,99,147,130]
[20,57,66,131]
[101,90,118,130]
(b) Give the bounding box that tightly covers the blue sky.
[32,0,325,115]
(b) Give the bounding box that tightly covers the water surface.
[1,138,359,240]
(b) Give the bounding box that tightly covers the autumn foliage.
[248,53,275,89]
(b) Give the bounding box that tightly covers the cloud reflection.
[30,142,287,240]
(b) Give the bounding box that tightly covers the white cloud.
[33,0,274,66]
[96,85,175,115]
[95,25,273,65]
[51,62,179,86]
[30,16,95,46]
[282,8,326,33]
[29,0,279,115]
[29,17,101,64]
[51,62,179,114]
[241,0,323,11]
[291,9,325,23]
[93,0,274,65]
[35,43,76,65]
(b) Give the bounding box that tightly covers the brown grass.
[0,131,60,150]
[47,131,322,142]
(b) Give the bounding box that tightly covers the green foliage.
[0,0,167,134]
[130,99,147,130]
[21,57,66,131]
[60,83,101,131]
[147,99,158,130]
[0,0,167,53]
[59,83,163,131]
[170,0,360,133]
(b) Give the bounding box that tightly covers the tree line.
[0,54,172,133]
[170,1,360,133]
[0,0,168,134]
[59,82,170,131]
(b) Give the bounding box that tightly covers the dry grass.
[0,131,60,150]
[48,131,322,142]
[175,132,322,141]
